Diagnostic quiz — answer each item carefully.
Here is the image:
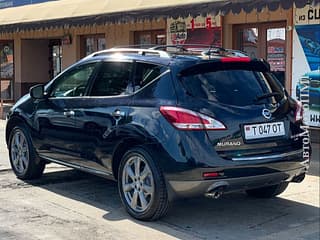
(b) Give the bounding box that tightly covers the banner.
[0,0,54,9]
[167,15,222,47]
[292,4,320,128]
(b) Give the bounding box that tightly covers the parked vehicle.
[6,46,310,221]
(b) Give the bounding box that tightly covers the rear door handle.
[63,110,75,117]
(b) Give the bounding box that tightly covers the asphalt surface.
[0,120,319,240]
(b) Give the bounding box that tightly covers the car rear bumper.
[167,165,309,199]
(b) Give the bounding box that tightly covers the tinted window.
[50,63,96,97]
[134,62,162,91]
[90,62,133,96]
[182,70,272,106]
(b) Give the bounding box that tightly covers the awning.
[0,0,317,33]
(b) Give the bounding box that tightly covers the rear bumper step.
[231,149,303,161]
[168,167,308,198]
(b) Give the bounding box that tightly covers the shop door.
[49,39,62,80]
[234,22,286,87]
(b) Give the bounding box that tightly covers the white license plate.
[244,122,285,140]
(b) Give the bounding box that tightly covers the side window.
[50,63,96,97]
[90,62,133,96]
[134,62,162,91]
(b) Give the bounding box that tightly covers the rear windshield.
[181,70,282,106]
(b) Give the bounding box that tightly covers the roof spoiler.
[179,58,270,77]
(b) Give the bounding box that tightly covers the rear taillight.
[295,101,304,122]
[159,106,226,130]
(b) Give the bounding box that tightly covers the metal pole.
[0,43,2,118]
[0,43,2,96]
[0,99,3,119]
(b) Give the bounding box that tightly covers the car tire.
[118,147,169,221]
[8,125,45,180]
[246,182,289,198]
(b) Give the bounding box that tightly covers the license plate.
[244,122,285,140]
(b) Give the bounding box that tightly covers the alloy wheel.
[122,155,155,212]
[10,129,29,174]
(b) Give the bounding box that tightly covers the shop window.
[234,22,286,87]
[267,28,286,84]
[49,39,62,79]
[0,41,14,101]
[80,34,106,58]
[134,30,166,46]
[238,28,259,58]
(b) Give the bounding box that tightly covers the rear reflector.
[203,172,220,178]
[160,106,226,131]
[295,101,304,122]
[221,57,251,63]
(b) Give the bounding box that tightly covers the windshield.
[181,70,283,106]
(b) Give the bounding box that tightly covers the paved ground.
[0,120,319,240]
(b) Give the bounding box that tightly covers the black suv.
[5,46,310,221]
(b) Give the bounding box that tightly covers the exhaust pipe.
[291,173,306,183]
[205,186,225,199]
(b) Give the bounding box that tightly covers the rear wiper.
[254,92,282,103]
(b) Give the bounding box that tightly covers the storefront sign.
[167,15,222,47]
[295,5,320,25]
[292,3,320,128]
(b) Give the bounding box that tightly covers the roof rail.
[151,44,249,58]
[89,48,171,58]
[113,44,156,49]
[151,45,189,52]
[82,45,249,61]
[152,44,224,52]
[151,44,221,49]
[151,44,234,59]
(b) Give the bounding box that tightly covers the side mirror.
[30,84,45,99]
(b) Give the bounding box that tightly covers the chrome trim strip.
[232,149,303,161]
[39,155,112,177]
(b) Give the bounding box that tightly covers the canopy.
[0,0,316,32]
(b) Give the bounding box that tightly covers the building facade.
[0,0,319,127]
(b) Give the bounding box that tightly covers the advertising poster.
[292,4,320,128]
[167,15,222,48]
[0,42,13,99]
